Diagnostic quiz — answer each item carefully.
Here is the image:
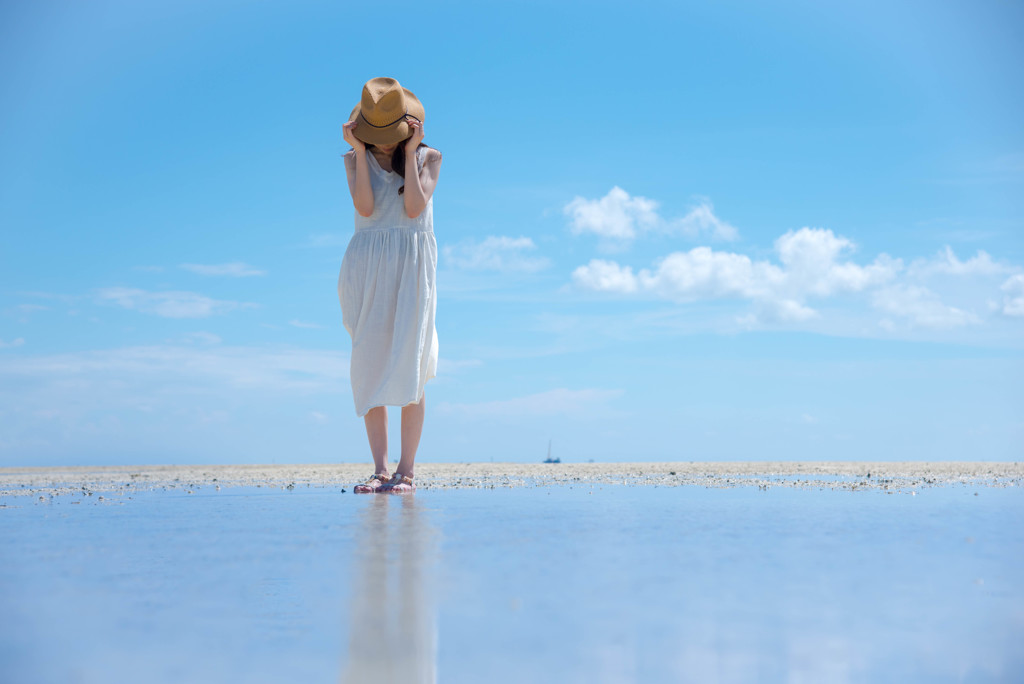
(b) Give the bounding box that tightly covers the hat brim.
[348,87,424,146]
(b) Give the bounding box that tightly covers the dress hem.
[353,372,436,418]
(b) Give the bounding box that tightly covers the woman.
[338,77,442,494]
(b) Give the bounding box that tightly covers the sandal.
[382,473,416,493]
[353,472,389,494]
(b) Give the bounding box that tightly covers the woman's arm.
[342,122,374,217]
[403,121,442,219]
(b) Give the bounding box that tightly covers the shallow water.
[1,483,1022,683]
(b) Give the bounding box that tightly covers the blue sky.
[1,0,1022,466]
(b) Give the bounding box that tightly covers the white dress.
[338,146,438,417]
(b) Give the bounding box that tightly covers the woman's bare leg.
[396,394,425,478]
[363,406,389,475]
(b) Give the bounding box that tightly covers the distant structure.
[543,439,560,464]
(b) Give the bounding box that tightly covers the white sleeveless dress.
[338,146,438,417]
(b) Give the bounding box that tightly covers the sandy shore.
[1,461,1021,499]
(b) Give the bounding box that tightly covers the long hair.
[364,141,430,195]
[348,137,436,193]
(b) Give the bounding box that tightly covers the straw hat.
[348,77,425,146]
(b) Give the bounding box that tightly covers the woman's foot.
[353,472,389,493]
[382,472,415,493]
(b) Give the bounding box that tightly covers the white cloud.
[736,297,820,327]
[0,338,25,349]
[669,200,739,241]
[289,319,326,329]
[577,229,888,307]
[96,288,256,318]
[571,259,640,293]
[908,246,1013,278]
[1001,274,1024,317]
[0,344,349,394]
[775,228,900,296]
[569,226,1019,330]
[760,299,819,323]
[180,262,266,277]
[439,388,623,418]
[574,245,787,303]
[443,236,551,272]
[564,186,658,241]
[0,344,351,462]
[563,188,737,248]
[0,344,351,461]
[871,285,977,328]
[644,248,785,300]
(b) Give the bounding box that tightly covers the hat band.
[359,109,420,129]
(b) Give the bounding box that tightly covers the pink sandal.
[353,473,389,494]
[382,473,416,493]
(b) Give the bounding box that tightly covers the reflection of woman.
[341,495,437,683]
[338,77,442,494]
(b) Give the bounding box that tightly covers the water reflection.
[341,494,437,684]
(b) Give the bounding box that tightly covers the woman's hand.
[404,118,424,152]
[342,121,365,150]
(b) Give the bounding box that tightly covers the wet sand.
[2,461,1021,500]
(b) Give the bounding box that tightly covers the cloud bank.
[95,288,257,318]
[443,236,551,272]
[563,187,737,250]
[1002,274,1024,317]
[180,262,266,277]
[565,189,1022,331]
[573,227,907,323]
